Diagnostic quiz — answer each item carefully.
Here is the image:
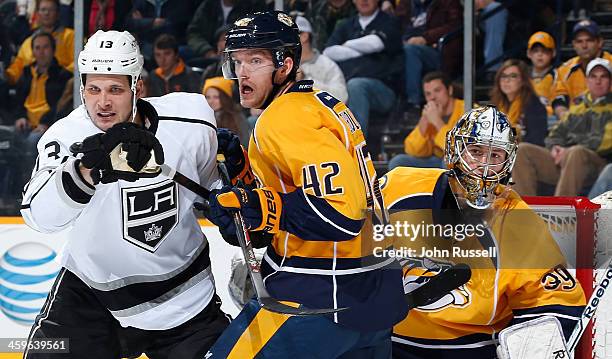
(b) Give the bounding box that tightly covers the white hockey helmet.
[445,106,518,209]
[78,30,144,121]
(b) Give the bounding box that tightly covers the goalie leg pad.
[497,316,569,359]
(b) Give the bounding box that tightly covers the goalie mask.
[445,106,518,209]
[78,30,144,123]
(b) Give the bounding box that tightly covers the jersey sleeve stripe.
[158,116,217,131]
[60,159,95,204]
[20,169,56,209]
[511,304,584,339]
[280,189,363,241]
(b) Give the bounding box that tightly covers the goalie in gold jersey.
[202,10,408,358]
[381,106,586,359]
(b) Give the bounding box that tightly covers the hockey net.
[524,196,612,359]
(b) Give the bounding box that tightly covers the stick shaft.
[567,257,612,353]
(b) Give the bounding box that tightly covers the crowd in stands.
[0,0,611,213]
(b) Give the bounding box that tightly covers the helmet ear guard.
[444,106,518,209]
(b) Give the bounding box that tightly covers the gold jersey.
[251,80,406,331]
[380,167,586,358]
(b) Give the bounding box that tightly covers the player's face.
[83,74,143,131]
[32,36,54,68]
[499,65,523,99]
[231,49,276,109]
[154,47,179,74]
[423,79,451,109]
[573,32,603,62]
[461,144,507,177]
[587,66,611,99]
[205,87,222,112]
[527,45,554,70]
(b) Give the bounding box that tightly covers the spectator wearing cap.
[552,19,612,119]
[5,0,74,85]
[512,58,612,196]
[203,76,249,146]
[295,16,348,103]
[186,0,265,61]
[146,34,202,97]
[526,31,557,117]
[323,0,403,135]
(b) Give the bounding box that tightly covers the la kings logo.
[121,180,178,252]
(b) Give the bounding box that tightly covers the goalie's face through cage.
[445,106,518,209]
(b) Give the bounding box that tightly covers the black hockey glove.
[217,128,254,186]
[77,122,164,184]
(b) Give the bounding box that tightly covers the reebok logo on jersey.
[121,180,178,252]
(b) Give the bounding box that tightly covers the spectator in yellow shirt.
[12,32,71,173]
[526,31,556,117]
[552,19,612,119]
[5,0,74,85]
[388,71,464,169]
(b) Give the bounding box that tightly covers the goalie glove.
[74,122,164,184]
[217,128,254,186]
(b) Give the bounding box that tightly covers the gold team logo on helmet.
[235,17,253,27]
[277,13,294,27]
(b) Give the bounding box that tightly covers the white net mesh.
[528,196,612,359]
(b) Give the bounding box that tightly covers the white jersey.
[21,93,221,330]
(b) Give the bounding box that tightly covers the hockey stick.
[566,256,612,354]
[70,142,212,199]
[216,154,346,316]
[405,263,472,309]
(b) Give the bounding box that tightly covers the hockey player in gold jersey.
[381,106,586,358]
[203,11,408,358]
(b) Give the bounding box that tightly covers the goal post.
[523,196,610,359]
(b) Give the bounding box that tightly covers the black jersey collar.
[286,80,314,94]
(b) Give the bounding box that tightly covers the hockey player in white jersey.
[20,30,229,358]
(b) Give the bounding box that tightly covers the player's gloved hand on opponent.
[217,128,254,186]
[76,122,164,184]
[204,185,282,246]
[196,187,274,248]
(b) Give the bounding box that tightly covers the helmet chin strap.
[257,68,293,110]
[130,75,139,124]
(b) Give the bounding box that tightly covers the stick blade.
[406,263,472,309]
[259,297,347,316]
